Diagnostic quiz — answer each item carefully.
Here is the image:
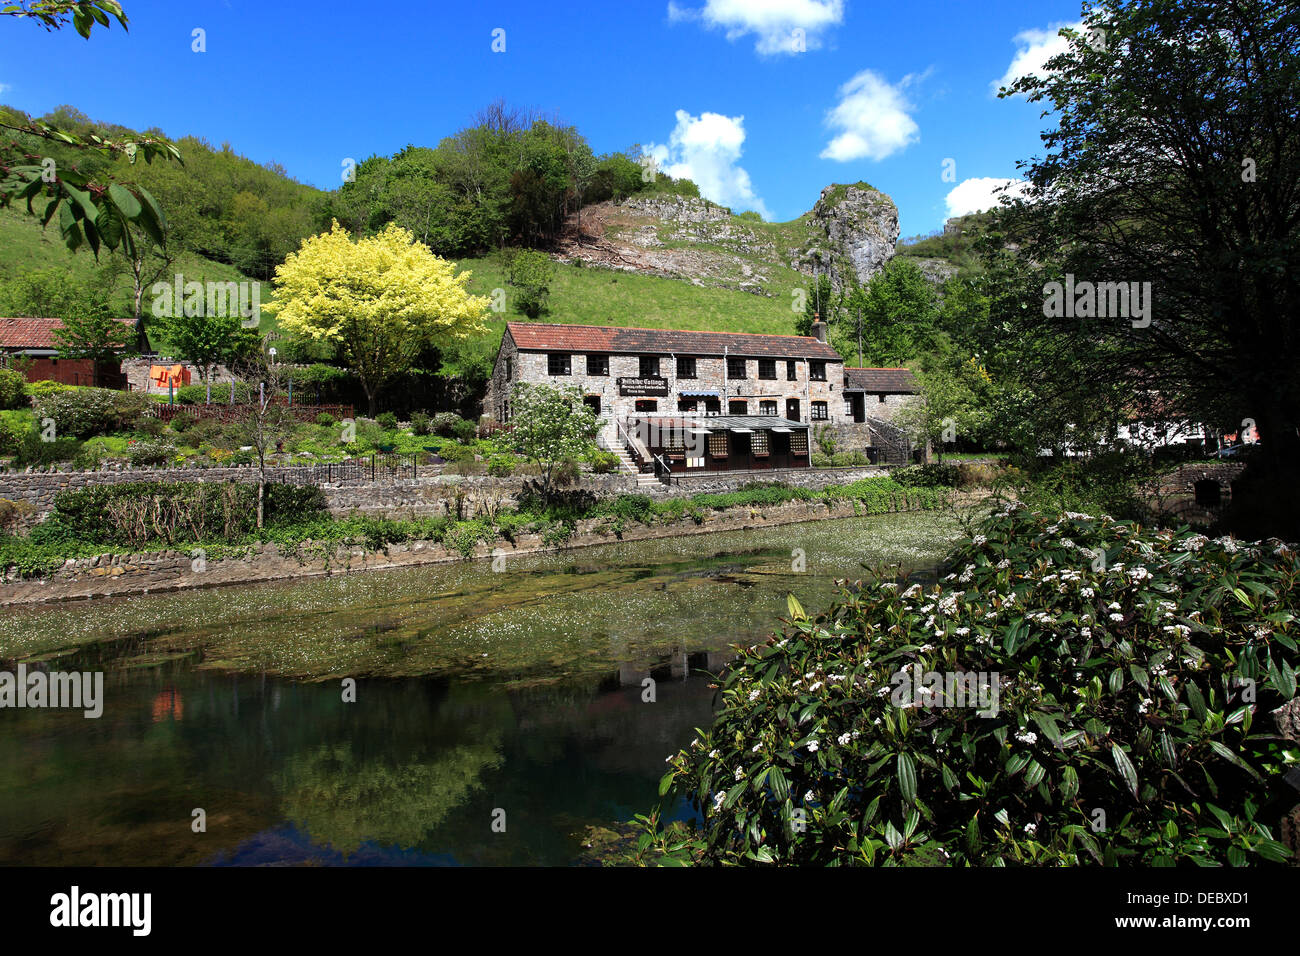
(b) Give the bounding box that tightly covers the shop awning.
[729,427,755,433]
[771,427,794,432]
[679,390,719,398]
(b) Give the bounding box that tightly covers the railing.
[148,402,356,424]
[653,453,673,484]
[866,417,912,464]
[616,419,652,473]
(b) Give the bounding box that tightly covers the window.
[505,357,513,381]
[787,360,797,381]
[548,353,571,376]
[501,401,509,423]
[583,395,601,416]
[587,354,609,376]
[729,399,748,415]
[751,431,770,456]
[759,400,777,416]
[727,356,747,379]
[786,398,800,421]
[635,399,658,412]
[811,401,829,421]
[639,355,660,377]
[676,356,696,378]
[678,398,698,412]
[704,398,721,414]
[790,431,809,456]
[758,358,776,380]
[708,432,729,457]
[809,361,827,381]
[878,394,887,403]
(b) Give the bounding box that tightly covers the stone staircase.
[601,434,662,488]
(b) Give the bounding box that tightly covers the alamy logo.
[0,664,103,718]
[890,663,1000,718]
[50,886,151,936]
[151,274,261,327]
[1042,274,1152,328]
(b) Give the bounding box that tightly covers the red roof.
[505,322,843,361]
[843,367,917,393]
[0,317,133,350]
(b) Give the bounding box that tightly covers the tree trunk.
[257,478,265,530]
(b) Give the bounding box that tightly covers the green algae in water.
[0,513,963,684]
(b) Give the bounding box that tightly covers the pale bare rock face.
[1274,697,1300,742]
[802,183,900,291]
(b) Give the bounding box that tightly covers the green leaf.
[1111,743,1139,799]
[1061,765,1079,802]
[1208,741,1262,782]
[786,592,806,621]
[108,183,142,220]
[897,752,917,804]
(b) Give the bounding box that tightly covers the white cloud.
[992,22,1081,94]
[646,110,771,219]
[668,0,844,55]
[0,83,10,96]
[944,177,1030,218]
[819,70,921,162]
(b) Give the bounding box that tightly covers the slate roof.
[0,317,134,350]
[843,366,917,393]
[505,322,843,361]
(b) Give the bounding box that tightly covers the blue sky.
[0,0,1085,236]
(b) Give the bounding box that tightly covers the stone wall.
[2,495,927,606]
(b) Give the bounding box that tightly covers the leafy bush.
[50,482,327,547]
[0,369,27,410]
[435,442,475,462]
[431,412,465,437]
[486,454,517,477]
[168,410,197,433]
[453,418,479,443]
[315,412,336,427]
[375,411,399,430]
[24,379,72,398]
[127,438,177,466]
[651,505,1299,866]
[32,388,149,439]
[12,427,82,466]
[830,451,870,467]
[410,411,431,436]
[814,425,838,457]
[176,382,256,405]
[894,463,961,488]
[811,452,831,467]
[589,450,620,474]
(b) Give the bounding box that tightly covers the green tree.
[995,0,1300,535]
[157,309,245,386]
[841,258,938,366]
[507,382,598,499]
[506,248,556,318]
[52,312,132,364]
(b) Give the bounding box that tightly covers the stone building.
[485,321,919,474]
[487,321,847,427]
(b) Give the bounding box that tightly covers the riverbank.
[1,493,983,605]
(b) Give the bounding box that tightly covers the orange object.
[149,364,192,390]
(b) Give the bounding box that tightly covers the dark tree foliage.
[993,0,1300,536]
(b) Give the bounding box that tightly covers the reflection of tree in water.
[275,739,503,857]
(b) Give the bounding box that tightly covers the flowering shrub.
[650,504,1298,865]
[33,387,148,439]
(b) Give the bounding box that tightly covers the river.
[0,512,963,865]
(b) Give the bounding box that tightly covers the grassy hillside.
[455,254,805,335]
[0,205,260,315]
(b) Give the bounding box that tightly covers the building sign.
[617,376,670,397]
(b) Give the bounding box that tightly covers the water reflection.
[0,514,961,865]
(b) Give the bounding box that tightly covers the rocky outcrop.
[800,183,900,290]
[618,194,732,224]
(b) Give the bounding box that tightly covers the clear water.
[0,513,962,865]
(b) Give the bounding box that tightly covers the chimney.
[811,318,827,343]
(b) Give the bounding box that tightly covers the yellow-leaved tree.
[263,221,490,415]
